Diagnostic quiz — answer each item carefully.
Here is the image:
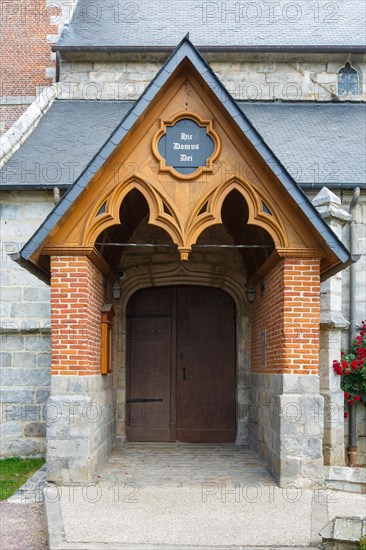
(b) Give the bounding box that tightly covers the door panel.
[176,287,236,442]
[126,287,173,441]
[126,286,236,442]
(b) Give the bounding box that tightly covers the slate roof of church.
[56,0,366,50]
[1,100,364,189]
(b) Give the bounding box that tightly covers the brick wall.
[0,0,60,134]
[50,256,104,376]
[0,105,31,134]
[251,258,320,374]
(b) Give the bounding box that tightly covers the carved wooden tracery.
[84,173,287,261]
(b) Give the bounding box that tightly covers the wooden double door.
[126,286,236,442]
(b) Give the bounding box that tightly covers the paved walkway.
[99,443,275,486]
[41,444,365,549]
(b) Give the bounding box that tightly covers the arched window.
[338,62,359,95]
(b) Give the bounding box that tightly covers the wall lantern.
[245,284,257,304]
[112,283,121,301]
[112,270,125,301]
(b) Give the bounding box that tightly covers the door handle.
[183,367,186,381]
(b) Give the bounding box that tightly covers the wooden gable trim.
[38,66,330,267]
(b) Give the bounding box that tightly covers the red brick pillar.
[50,256,104,375]
[251,258,320,374]
[249,258,324,487]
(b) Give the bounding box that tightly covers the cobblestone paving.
[98,443,275,487]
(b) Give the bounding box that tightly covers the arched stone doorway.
[103,187,272,448]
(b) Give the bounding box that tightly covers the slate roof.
[56,0,366,50]
[238,102,366,186]
[0,101,134,189]
[1,100,364,189]
[12,37,352,278]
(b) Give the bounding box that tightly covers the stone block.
[1,269,39,287]
[0,334,24,352]
[0,203,22,219]
[0,368,50,387]
[24,422,46,437]
[0,352,12,368]
[0,423,23,437]
[35,389,50,403]
[281,437,323,459]
[280,458,301,479]
[47,438,90,459]
[0,437,44,457]
[12,352,37,369]
[1,287,22,301]
[320,516,366,546]
[45,457,69,482]
[67,458,96,482]
[37,353,51,369]
[24,335,51,352]
[93,62,125,72]
[2,403,42,422]
[89,71,116,82]
[10,302,51,318]
[71,62,94,72]
[23,288,50,302]
[0,389,34,404]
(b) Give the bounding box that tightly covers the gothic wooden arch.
[84,174,286,260]
[186,175,287,250]
[85,175,183,247]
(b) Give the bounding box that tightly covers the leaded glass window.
[338,63,359,95]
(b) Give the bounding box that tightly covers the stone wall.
[58,53,366,101]
[0,190,54,456]
[249,373,324,487]
[47,374,115,482]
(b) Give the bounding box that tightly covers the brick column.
[313,187,351,466]
[249,258,324,487]
[51,256,104,376]
[46,256,115,482]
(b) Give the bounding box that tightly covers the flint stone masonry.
[59,54,366,101]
